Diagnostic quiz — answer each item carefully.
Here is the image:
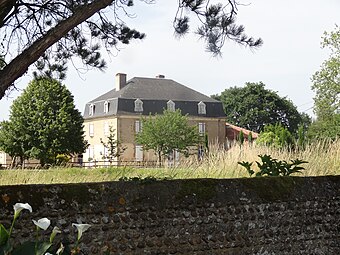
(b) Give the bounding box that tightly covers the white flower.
[72,223,91,241]
[13,203,32,218]
[56,243,64,255]
[52,226,61,234]
[45,253,53,255]
[32,218,51,230]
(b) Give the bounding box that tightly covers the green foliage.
[248,132,253,144]
[309,26,340,140]
[55,154,71,166]
[296,124,307,148]
[0,121,29,165]
[0,225,9,246]
[0,77,87,166]
[237,131,245,145]
[212,82,308,133]
[100,126,125,161]
[307,114,340,141]
[8,241,51,255]
[136,109,201,166]
[238,154,308,177]
[311,25,340,120]
[256,123,293,148]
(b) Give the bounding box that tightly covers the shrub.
[238,154,308,177]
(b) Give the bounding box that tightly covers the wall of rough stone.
[0,176,339,254]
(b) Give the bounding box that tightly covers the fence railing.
[0,160,159,169]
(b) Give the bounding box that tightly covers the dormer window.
[198,101,206,115]
[104,101,109,113]
[89,103,95,116]
[134,98,143,112]
[167,100,175,111]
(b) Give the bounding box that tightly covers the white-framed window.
[89,123,94,137]
[175,150,180,162]
[198,122,206,135]
[198,101,206,115]
[104,101,109,113]
[168,150,180,167]
[167,100,175,111]
[104,122,109,137]
[135,145,143,161]
[89,103,95,116]
[134,98,143,112]
[135,120,142,133]
[88,146,94,160]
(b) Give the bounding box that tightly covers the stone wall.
[0,176,339,254]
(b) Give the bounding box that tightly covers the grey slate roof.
[89,77,218,103]
[84,77,225,119]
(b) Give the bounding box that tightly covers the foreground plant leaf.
[0,224,9,246]
[11,241,51,255]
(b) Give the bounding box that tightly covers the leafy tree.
[212,82,309,133]
[100,126,125,162]
[0,120,30,167]
[307,114,340,141]
[0,0,262,99]
[309,26,340,140]
[237,131,245,145]
[1,76,87,166]
[311,25,340,120]
[136,109,201,166]
[256,123,293,149]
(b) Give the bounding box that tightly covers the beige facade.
[83,115,226,164]
[83,74,227,164]
[0,151,10,166]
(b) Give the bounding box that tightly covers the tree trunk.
[0,0,16,28]
[158,151,162,167]
[0,0,114,99]
[10,155,16,169]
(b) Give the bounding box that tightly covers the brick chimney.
[156,74,165,79]
[115,73,127,91]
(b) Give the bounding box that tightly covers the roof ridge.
[87,76,219,103]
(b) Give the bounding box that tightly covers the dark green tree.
[2,76,87,166]
[0,0,262,99]
[136,109,201,166]
[212,82,309,133]
[0,120,30,167]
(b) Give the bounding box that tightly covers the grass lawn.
[0,139,339,186]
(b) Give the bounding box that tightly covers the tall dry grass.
[0,139,338,185]
[175,139,340,178]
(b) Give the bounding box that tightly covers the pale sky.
[1,0,340,121]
